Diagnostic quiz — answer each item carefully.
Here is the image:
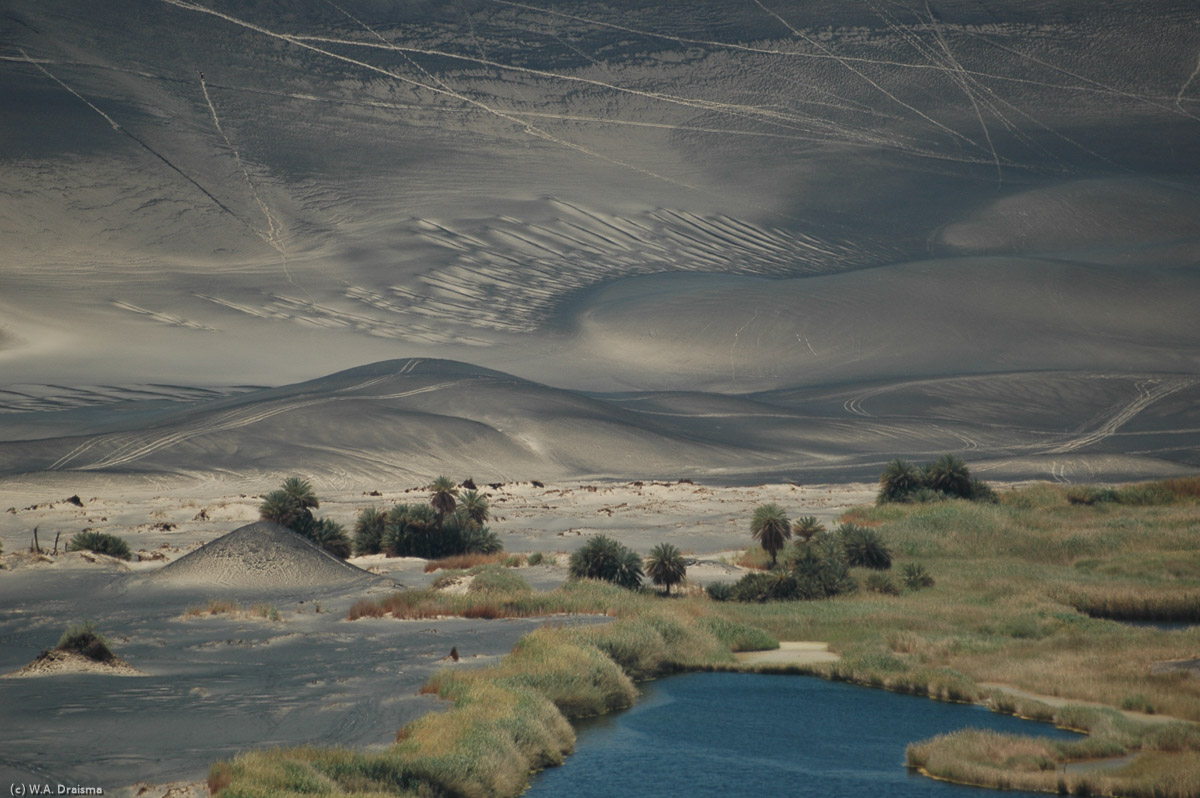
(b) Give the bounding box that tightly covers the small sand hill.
[148,522,377,590]
[4,648,143,678]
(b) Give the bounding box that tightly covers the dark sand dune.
[564,258,1200,391]
[0,360,1195,485]
[148,521,380,590]
[1,1,1197,389]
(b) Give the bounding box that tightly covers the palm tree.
[751,503,791,567]
[429,476,459,527]
[925,454,972,499]
[260,489,302,528]
[459,489,489,526]
[837,523,893,570]
[353,506,387,555]
[614,548,644,591]
[792,515,826,544]
[281,476,319,511]
[878,459,922,503]
[310,518,352,559]
[645,542,687,596]
[569,535,625,581]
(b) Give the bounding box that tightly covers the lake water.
[526,672,1079,798]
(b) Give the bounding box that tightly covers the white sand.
[734,641,840,666]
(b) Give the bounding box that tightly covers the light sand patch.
[734,641,839,666]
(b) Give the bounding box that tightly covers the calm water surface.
[526,672,1079,798]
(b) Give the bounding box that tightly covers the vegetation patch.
[67,530,131,560]
[182,599,282,622]
[56,622,115,663]
[218,475,1200,798]
[260,477,351,558]
[216,581,777,798]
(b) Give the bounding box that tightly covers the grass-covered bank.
[713,478,1200,797]
[210,478,1200,798]
[210,579,777,798]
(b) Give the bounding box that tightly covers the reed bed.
[217,579,777,798]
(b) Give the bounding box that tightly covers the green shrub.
[353,506,387,555]
[67,530,131,560]
[464,525,503,555]
[56,622,114,662]
[730,571,798,602]
[304,517,352,559]
[468,565,532,594]
[706,581,734,601]
[568,536,642,590]
[901,562,935,590]
[527,552,545,566]
[791,538,857,598]
[837,524,893,570]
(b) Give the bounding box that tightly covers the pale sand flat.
[734,641,839,666]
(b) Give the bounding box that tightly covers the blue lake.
[526,672,1079,798]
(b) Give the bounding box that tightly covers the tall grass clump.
[56,621,114,662]
[67,530,131,560]
[215,578,777,798]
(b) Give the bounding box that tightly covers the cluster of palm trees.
[259,477,351,558]
[353,476,501,559]
[749,505,827,566]
[716,502,903,603]
[567,535,688,595]
[878,454,996,504]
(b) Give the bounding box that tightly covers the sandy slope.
[1,359,1195,488]
[147,522,384,591]
[0,1,1197,390]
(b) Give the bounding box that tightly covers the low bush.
[837,523,893,569]
[706,581,734,602]
[67,530,131,560]
[864,572,900,595]
[56,622,114,662]
[901,562,935,590]
[568,536,642,590]
[468,565,532,594]
[527,552,545,566]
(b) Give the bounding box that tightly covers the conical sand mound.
[148,522,377,590]
[4,649,144,679]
